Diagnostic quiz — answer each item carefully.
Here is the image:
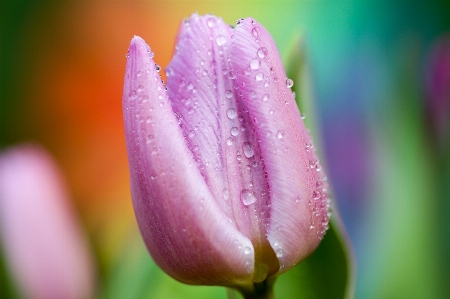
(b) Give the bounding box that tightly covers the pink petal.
[166,14,279,280]
[230,18,330,273]
[0,145,95,299]
[123,36,254,285]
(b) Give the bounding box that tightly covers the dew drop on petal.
[286,78,294,88]
[216,35,227,46]
[227,108,237,119]
[252,27,259,37]
[262,94,269,102]
[230,127,239,136]
[242,142,255,158]
[241,189,256,205]
[226,137,233,145]
[277,130,285,139]
[225,90,233,98]
[255,73,263,81]
[207,17,216,28]
[244,247,252,255]
[223,188,229,201]
[257,47,268,59]
[250,59,260,70]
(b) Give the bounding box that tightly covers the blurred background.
[1,1,449,298]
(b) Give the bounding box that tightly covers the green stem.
[228,277,276,299]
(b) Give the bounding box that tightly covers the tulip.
[123,14,330,296]
[0,145,96,299]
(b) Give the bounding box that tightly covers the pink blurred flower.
[0,145,96,299]
[123,14,330,290]
[425,34,450,147]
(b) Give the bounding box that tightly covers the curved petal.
[230,19,330,274]
[166,15,279,281]
[0,145,95,299]
[123,36,254,285]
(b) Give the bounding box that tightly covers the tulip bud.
[123,14,330,291]
[0,145,96,299]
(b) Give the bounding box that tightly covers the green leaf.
[274,218,355,299]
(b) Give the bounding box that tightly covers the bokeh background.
[1,1,450,298]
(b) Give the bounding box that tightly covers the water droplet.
[244,247,251,255]
[252,27,259,37]
[155,64,161,72]
[136,71,142,77]
[276,249,284,258]
[188,130,196,138]
[262,94,269,102]
[257,47,268,59]
[255,73,263,81]
[226,137,233,145]
[187,82,194,90]
[276,130,284,139]
[230,127,239,136]
[316,180,324,188]
[286,78,294,88]
[227,108,237,119]
[137,85,144,92]
[250,59,260,70]
[312,190,321,200]
[269,109,274,115]
[242,142,255,158]
[223,188,229,201]
[301,113,306,120]
[228,71,236,80]
[225,90,233,98]
[207,17,216,28]
[216,35,227,46]
[241,189,256,205]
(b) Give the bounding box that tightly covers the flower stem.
[228,277,276,299]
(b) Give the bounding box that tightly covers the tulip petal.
[123,36,255,285]
[166,14,279,280]
[230,19,330,273]
[0,145,95,299]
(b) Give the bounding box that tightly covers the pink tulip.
[123,14,330,291]
[0,145,95,299]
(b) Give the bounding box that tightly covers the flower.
[425,34,450,148]
[123,14,330,289]
[0,144,96,299]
